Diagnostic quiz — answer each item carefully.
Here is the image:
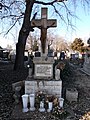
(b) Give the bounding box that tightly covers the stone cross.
[31,8,57,56]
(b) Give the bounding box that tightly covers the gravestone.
[33,57,54,79]
[82,52,90,75]
[25,7,62,97]
[82,39,90,75]
[35,51,41,57]
[48,49,53,57]
[66,88,78,102]
[31,7,57,79]
[31,7,57,56]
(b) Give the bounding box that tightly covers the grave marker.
[31,8,57,56]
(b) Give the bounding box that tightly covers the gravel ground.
[0,61,90,120]
[0,62,28,120]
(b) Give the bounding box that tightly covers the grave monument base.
[25,78,62,98]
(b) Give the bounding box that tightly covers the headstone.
[25,7,62,98]
[82,39,90,75]
[66,88,78,102]
[54,52,57,60]
[33,57,54,79]
[10,54,16,63]
[55,69,60,80]
[31,7,57,56]
[70,53,75,60]
[60,51,65,60]
[48,49,53,57]
[82,52,90,75]
[35,51,41,57]
[31,7,57,79]
[3,51,9,59]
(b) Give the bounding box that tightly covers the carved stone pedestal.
[25,80,62,98]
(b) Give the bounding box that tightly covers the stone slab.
[66,88,78,102]
[80,68,90,76]
[33,57,54,79]
[25,80,62,98]
[34,64,53,79]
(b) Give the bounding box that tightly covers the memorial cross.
[31,8,57,55]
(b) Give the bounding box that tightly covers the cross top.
[31,8,57,54]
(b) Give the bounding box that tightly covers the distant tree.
[47,31,55,52]
[25,33,33,52]
[25,32,39,52]
[32,40,38,51]
[70,38,85,53]
[53,36,69,52]
[6,44,12,50]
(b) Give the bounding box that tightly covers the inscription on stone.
[35,64,52,77]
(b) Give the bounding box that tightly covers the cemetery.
[0,4,90,120]
[0,0,90,116]
[0,47,90,120]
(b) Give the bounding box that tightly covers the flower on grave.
[53,105,68,119]
[36,91,45,103]
[46,95,55,102]
[46,95,58,105]
[79,111,90,120]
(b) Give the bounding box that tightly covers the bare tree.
[53,36,69,52]
[0,0,90,70]
[47,31,55,52]
[25,33,33,52]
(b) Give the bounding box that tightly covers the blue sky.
[50,1,90,44]
[33,0,90,45]
[0,0,90,48]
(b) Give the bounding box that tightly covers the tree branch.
[52,4,67,25]
[35,0,56,5]
[0,2,9,9]
[35,0,65,5]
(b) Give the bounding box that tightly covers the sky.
[0,0,90,48]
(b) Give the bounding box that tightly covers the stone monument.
[25,7,62,97]
[31,7,57,55]
[82,39,90,75]
[31,7,57,79]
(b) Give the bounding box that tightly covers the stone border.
[80,68,90,76]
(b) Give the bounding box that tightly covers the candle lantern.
[29,94,35,111]
[39,100,45,112]
[22,94,29,112]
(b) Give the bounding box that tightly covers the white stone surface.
[83,53,90,75]
[55,68,60,80]
[33,57,54,79]
[35,64,53,78]
[66,88,78,102]
[25,80,62,97]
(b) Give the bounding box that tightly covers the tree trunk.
[14,0,34,70]
[14,30,28,70]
